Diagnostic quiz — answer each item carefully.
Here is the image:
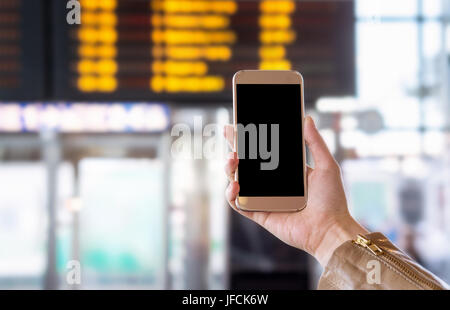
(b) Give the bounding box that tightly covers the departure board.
[53,0,355,106]
[0,0,45,100]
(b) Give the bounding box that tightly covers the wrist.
[313,216,369,267]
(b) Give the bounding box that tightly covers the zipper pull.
[353,234,383,256]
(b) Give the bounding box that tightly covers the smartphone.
[232,70,307,212]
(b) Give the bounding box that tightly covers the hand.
[224,116,368,267]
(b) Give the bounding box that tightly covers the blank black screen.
[236,84,304,197]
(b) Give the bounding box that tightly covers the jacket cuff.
[317,232,448,290]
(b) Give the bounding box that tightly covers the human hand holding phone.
[224,116,369,267]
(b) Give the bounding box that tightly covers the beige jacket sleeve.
[318,232,449,290]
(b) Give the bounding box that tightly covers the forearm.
[313,217,369,267]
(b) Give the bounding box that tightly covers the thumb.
[304,116,337,170]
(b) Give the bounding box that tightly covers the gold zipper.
[353,234,443,290]
[353,234,383,255]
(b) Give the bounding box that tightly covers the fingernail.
[306,116,316,128]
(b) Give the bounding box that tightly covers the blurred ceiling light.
[316,97,360,113]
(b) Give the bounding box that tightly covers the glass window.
[423,0,445,18]
[357,22,420,129]
[78,158,166,289]
[0,164,47,289]
[446,24,450,53]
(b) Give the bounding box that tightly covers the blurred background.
[0,0,449,289]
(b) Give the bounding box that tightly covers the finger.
[225,182,255,220]
[226,181,240,209]
[304,116,337,170]
[225,153,239,181]
[223,125,235,150]
[306,164,313,176]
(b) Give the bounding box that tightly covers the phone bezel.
[232,70,308,212]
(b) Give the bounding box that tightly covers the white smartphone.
[232,70,307,212]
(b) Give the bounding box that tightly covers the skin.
[224,116,369,267]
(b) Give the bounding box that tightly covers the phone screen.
[236,84,304,197]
